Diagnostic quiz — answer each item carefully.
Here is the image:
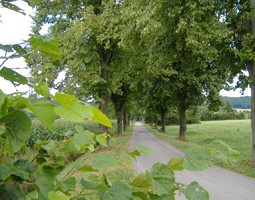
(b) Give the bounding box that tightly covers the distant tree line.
[222,96,251,109]
[145,100,248,126]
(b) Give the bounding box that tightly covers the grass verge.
[143,120,255,178]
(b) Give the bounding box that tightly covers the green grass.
[144,120,255,178]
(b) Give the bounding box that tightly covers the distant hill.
[222,96,251,109]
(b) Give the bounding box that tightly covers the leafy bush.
[26,120,117,148]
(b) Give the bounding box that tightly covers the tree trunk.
[179,93,187,139]
[154,115,158,130]
[248,0,255,161]
[128,116,130,126]
[99,66,109,147]
[123,109,128,131]
[112,93,123,135]
[161,107,166,132]
[116,107,123,135]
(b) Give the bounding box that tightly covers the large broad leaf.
[98,182,133,200]
[0,67,27,84]
[55,102,93,123]
[130,172,152,190]
[28,102,56,130]
[48,191,69,200]
[91,107,113,128]
[92,154,119,168]
[0,111,31,154]
[53,93,77,106]
[167,157,184,171]
[179,182,209,200]
[35,166,55,200]
[35,82,51,97]
[136,144,154,156]
[213,139,240,158]
[29,35,61,60]
[183,148,213,171]
[150,163,175,195]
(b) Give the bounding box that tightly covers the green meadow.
[144,120,255,178]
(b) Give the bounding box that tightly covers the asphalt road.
[128,122,255,200]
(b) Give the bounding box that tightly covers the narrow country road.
[128,122,255,200]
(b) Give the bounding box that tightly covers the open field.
[143,119,255,178]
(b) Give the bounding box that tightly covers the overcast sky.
[0,1,251,97]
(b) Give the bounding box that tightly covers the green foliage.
[222,96,251,109]
[0,1,242,199]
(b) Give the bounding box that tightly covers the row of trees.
[28,0,255,161]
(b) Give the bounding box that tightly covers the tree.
[125,0,237,139]
[28,0,127,138]
[218,0,255,162]
[223,100,235,113]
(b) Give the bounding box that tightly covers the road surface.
[128,122,255,200]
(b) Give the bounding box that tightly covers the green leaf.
[119,154,133,165]
[91,106,113,128]
[76,165,99,172]
[72,132,90,151]
[148,193,174,200]
[132,191,148,200]
[53,93,77,106]
[11,44,27,55]
[183,148,213,171]
[28,102,56,130]
[56,177,76,193]
[5,163,31,182]
[29,35,61,60]
[98,182,133,200]
[136,144,154,156]
[0,90,6,109]
[167,157,184,171]
[214,139,240,158]
[217,151,233,166]
[1,2,25,15]
[179,181,209,200]
[0,111,31,154]
[80,179,104,190]
[92,154,119,168]
[48,191,69,200]
[150,163,175,195]
[0,44,13,52]
[102,174,112,187]
[13,160,37,174]
[35,82,51,97]
[126,150,140,161]
[35,166,55,200]
[55,102,93,123]
[130,172,152,190]
[96,134,108,147]
[0,67,27,84]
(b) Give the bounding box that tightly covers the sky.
[0,1,252,97]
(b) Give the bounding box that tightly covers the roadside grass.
[143,120,255,178]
